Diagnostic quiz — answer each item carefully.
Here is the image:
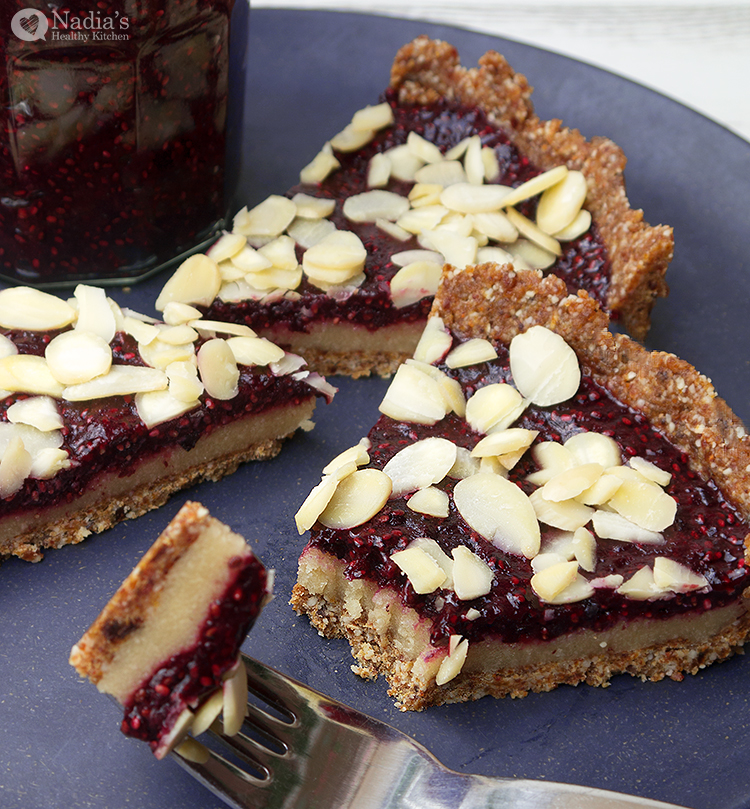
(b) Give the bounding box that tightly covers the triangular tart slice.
[291,263,749,710]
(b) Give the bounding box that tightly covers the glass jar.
[0,0,247,288]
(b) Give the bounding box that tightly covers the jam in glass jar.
[0,0,246,288]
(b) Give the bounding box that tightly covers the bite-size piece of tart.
[70,501,269,759]
[291,263,750,711]
[155,36,672,378]
[0,283,334,563]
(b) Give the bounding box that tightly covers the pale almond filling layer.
[259,320,424,355]
[93,518,251,702]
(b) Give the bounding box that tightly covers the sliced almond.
[191,689,224,738]
[531,560,579,601]
[155,254,221,310]
[382,436,457,497]
[413,160,467,187]
[564,432,621,469]
[73,285,116,343]
[436,635,469,686]
[444,338,498,369]
[156,325,199,346]
[330,123,376,152]
[378,363,447,425]
[299,142,340,184]
[391,546,447,594]
[290,193,336,219]
[0,287,76,331]
[481,146,500,182]
[544,574,596,604]
[397,205,448,235]
[526,441,575,486]
[509,325,580,407]
[448,446,482,480]
[197,339,239,400]
[453,472,540,558]
[505,208,561,256]
[440,182,512,214]
[376,218,411,242]
[343,190,410,223]
[506,238,557,270]
[536,170,587,235]
[471,210,518,243]
[222,659,249,736]
[258,234,299,271]
[6,396,63,432]
[367,152,392,188]
[45,330,113,386]
[236,195,297,239]
[406,131,444,163]
[591,509,665,545]
[303,230,367,285]
[229,244,274,273]
[208,231,247,263]
[471,428,537,459]
[318,468,392,529]
[123,316,160,346]
[412,316,453,365]
[418,229,477,269]
[529,488,593,531]
[138,338,195,370]
[225,336,285,367]
[389,261,442,308]
[162,302,203,326]
[616,566,663,600]
[166,361,204,403]
[409,183,445,208]
[572,526,597,572]
[576,472,623,506]
[0,422,63,456]
[189,320,255,339]
[405,360,466,418]
[476,246,514,265]
[463,135,484,185]
[464,383,526,435]
[0,355,64,398]
[541,463,604,502]
[391,249,444,268]
[451,545,493,600]
[554,209,592,241]
[0,436,32,497]
[385,143,425,182]
[295,475,339,533]
[286,217,337,249]
[407,486,450,518]
[64,365,167,401]
[499,165,568,209]
[29,447,71,480]
[652,557,708,593]
[606,472,677,532]
[628,457,672,488]
[0,334,18,360]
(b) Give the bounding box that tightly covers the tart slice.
[70,501,269,759]
[156,36,672,378]
[0,284,334,563]
[291,263,750,710]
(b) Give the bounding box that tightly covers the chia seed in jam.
[309,340,750,648]
[119,552,267,752]
[203,93,611,334]
[0,329,319,516]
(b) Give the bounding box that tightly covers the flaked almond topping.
[197,339,239,400]
[299,141,340,184]
[506,238,557,271]
[564,431,621,469]
[572,526,597,572]
[367,152,392,188]
[6,396,63,432]
[382,436,457,497]
[63,365,167,401]
[389,261,442,308]
[652,557,708,593]
[156,324,199,346]
[591,509,665,545]
[286,216,337,249]
[418,228,477,269]
[530,559,579,601]
[208,231,247,263]
[541,462,604,502]
[407,485,450,518]
[554,209,592,241]
[464,382,526,435]
[225,336,286,367]
[448,446,482,480]
[258,234,299,271]
[576,472,623,506]
[536,170,587,236]
[330,122,378,152]
[322,438,371,476]
[245,265,303,293]
[391,249,443,268]
[504,207,561,257]
[295,475,339,534]
[605,467,677,532]
[384,143,424,182]
[436,634,469,686]
[463,135,485,185]
[412,316,453,366]
[471,428,538,459]
[0,334,17,361]
[124,315,160,346]
[222,658,249,736]
[616,566,663,600]
[397,204,448,235]
[509,326,580,407]
[0,436,32,498]
[391,546,447,594]
[453,472,541,558]
[499,165,568,209]
[138,337,195,370]
[526,441,574,486]
[444,337,498,369]
[135,389,199,429]
[318,468,392,530]
[155,253,222,311]
[191,688,224,738]
[379,363,447,425]
[529,488,593,532]
[476,246,514,266]
[290,193,336,219]
[628,456,672,488]
[451,545,493,600]
[413,160,467,187]
[302,230,367,287]
[161,302,203,326]
[228,243,274,273]
[440,182,513,214]
[0,355,64,398]
[30,447,71,480]
[73,285,116,343]
[233,195,297,239]
[406,360,466,417]
[376,218,411,242]
[0,287,76,331]
[406,130,444,164]
[343,190,410,223]
[166,361,204,403]
[471,210,518,243]
[409,183,446,207]
[0,422,63,457]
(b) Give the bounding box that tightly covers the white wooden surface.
[254,0,750,144]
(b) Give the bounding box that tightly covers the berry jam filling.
[310,342,750,647]
[204,93,611,334]
[0,329,318,515]
[119,553,267,751]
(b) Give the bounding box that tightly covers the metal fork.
[173,654,689,809]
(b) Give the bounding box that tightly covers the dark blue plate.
[2,9,749,809]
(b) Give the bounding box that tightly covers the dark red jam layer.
[118,552,267,752]
[203,92,611,334]
[0,329,318,517]
[309,340,750,647]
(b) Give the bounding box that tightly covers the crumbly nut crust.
[390,37,674,340]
